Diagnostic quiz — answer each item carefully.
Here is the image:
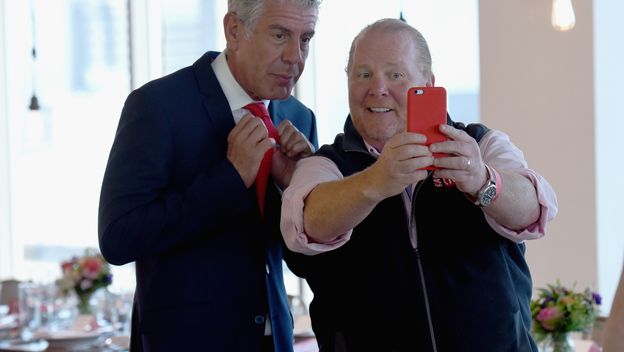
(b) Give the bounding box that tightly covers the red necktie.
[244,102,280,216]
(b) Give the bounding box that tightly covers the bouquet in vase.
[56,248,113,315]
[530,281,601,352]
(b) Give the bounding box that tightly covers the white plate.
[103,335,130,351]
[0,340,48,352]
[35,330,101,351]
[0,315,17,330]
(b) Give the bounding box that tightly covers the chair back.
[0,279,20,313]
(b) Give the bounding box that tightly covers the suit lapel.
[193,52,235,145]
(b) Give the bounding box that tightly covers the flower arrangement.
[56,248,113,314]
[530,281,601,351]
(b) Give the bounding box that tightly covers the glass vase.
[541,332,575,352]
[76,292,94,315]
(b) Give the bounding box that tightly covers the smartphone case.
[406,86,448,170]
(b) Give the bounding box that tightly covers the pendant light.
[552,0,576,32]
[24,0,46,151]
[29,0,40,111]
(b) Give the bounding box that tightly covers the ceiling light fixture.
[552,0,576,32]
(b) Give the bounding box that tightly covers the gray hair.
[228,0,322,37]
[346,18,433,81]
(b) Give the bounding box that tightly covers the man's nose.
[283,40,303,65]
[367,76,389,96]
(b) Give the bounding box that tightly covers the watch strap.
[465,164,501,206]
[488,165,501,202]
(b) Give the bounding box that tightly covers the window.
[0,0,235,294]
[160,0,225,75]
[2,0,132,291]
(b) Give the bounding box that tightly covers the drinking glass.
[18,282,42,339]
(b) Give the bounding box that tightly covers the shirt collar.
[211,51,269,111]
[342,115,378,157]
[364,140,380,157]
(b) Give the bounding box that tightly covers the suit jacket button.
[254,315,266,325]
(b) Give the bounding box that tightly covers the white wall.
[480,0,623,314]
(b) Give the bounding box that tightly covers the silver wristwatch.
[473,164,498,207]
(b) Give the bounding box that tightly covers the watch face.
[480,185,497,206]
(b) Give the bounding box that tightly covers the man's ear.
[223,12,241,51]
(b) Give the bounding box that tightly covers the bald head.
[346,18,433,83]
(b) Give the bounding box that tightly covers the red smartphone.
[407,86,448,170]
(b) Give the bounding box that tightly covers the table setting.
[0,250,132,351]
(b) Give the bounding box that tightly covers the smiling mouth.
[368,107,392,113]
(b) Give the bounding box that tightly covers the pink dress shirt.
[281,129,559,255]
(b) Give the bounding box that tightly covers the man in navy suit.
[98,1,320,351]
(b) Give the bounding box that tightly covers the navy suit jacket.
[98,51,318,352]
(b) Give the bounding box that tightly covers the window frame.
[0,0,15,279]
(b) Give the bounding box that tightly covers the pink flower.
[83,257,101,272]
[56,250,112,297]
[61,261,73,271]
[536,306,561,331]
[82,257,102,280]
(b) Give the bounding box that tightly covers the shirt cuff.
[280,162,351,255]
[484,169,558,242]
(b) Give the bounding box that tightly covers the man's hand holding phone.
[407,86,485,193]
[406,86,448,170]
[429,124,487,195]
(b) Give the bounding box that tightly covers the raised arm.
[98,90,255,265]
[303,132,431,243]
[431,124,557,235]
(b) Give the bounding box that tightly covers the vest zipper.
[410,175,438,352]
[414,248,437,352]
